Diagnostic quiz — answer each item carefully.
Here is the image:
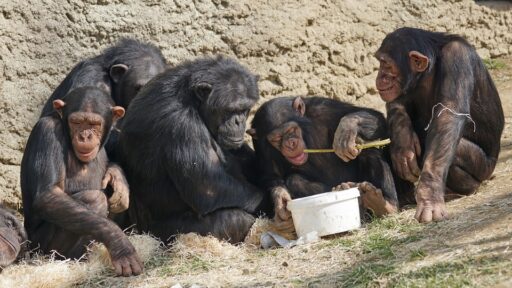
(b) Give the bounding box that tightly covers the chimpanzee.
[375,27,504,223]
[40,38,166,116]
[249,96,399,225]
[21,87,143,276]
[102,38,167,109]
[0,205,26,268]
[39,38,166,165]
[119,55,269,244]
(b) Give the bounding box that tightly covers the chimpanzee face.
[267,121,308,166]
[216,108,251,149]
[53,88,125,163]
[375,50,430,103]
[375,52,402,103]
[67,111,105,163]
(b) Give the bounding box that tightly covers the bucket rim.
[287,187,360,210]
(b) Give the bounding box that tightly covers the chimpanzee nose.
[79,130,92,141]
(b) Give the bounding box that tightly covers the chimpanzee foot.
[359,182,398,216]
[332,182,357,191]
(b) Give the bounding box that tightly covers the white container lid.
[287,187,360,210]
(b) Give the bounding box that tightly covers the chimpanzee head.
[249,97,310,166]
[106,38,167,108]
[375,27,436,102]
[191,56,259,150]
[0,205,26,267]
[53,87,125,163]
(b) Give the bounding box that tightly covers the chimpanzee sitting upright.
[21,87,142,276]
[119,56,269,243]
[375,27,504,223]
[249,96,399,224]
[0,204,26,268]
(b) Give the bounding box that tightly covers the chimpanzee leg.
[355,149,399,216]
[31,190,108,259]
[148,208,255,244]
[285,174,328,198]
[446,138,497,196]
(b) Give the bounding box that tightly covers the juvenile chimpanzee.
[119,56,269,244]
[249,96,399,225]
[40,38,166,115]
[375,27,504,223]
[21,87,143,276]
[0,205,26,268]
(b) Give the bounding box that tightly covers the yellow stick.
[304,138,391,153]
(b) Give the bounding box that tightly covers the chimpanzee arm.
[165,116,266,216]
[285,174,328,198]
[386,99,422,182]
[333,110,388,162]
[415,42,475,223]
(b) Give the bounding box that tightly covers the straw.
[304,138,391,153]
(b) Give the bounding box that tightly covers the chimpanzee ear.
[53,99,66,118]
[111,106,125,121]
[246,128,258,139]
[110,64,129,83]
[193,82,212,102]
[292,96,306,116]
[409,51,429,72]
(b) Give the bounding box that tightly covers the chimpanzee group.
[0,27,503,275]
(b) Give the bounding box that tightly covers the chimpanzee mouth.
[75,148,96,159]
[220,137,245,149]
[286,152,308,166]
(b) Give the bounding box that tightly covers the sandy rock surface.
[0,0,511,208]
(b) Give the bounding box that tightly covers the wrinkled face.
[375,52,402,102]
[267,122,308,166]
[213,108,251,150]
[68,112,104,163]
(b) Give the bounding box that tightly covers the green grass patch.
[362,233,395,259]
[340,262,396,287]
[391,256,512,288]
[409,249,426,261]
[483,58,506,70]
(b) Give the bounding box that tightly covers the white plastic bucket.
[287,187,361,238]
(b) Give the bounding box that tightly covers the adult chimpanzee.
[40,38,166,116]
[0,205,26,268]
[119,56,269,244]
[375,27,504,223]
[102,38,167,109]
[249,96,399,225]
[21,87,143,276]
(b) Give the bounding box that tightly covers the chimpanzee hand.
[414,181,448,223]
[272,186,292,222]
[390,127,422,183]
[102,164,130,213]
[108,236,143,277]
[333,116,360,162]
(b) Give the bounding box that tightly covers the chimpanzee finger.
[113,259,123,276]
[413,133,422,157]
[406,152,421,179]
[122,261,133,277]
[101,172,112,189]
[130,255,143,275]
